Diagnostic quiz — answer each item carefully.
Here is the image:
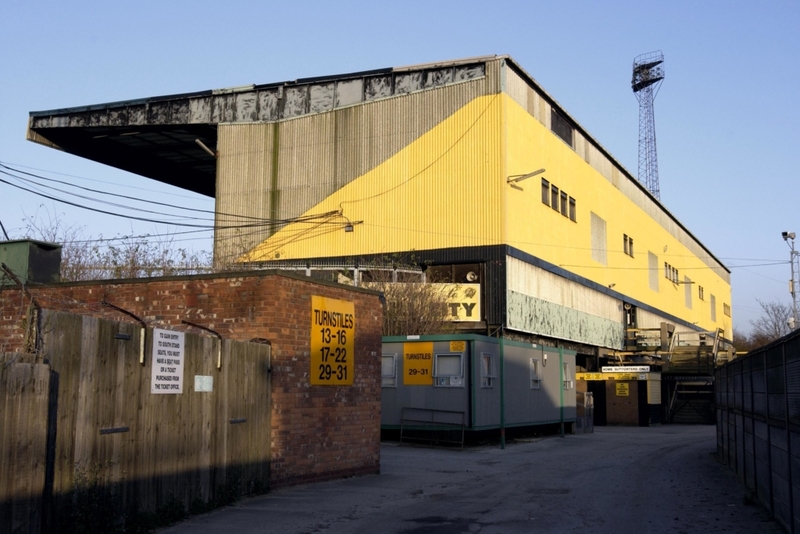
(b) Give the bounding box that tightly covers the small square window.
[530,358,542,390]
[541,179,550,206]
[551,185,559,212]
[381,354,397,387]
[434,353,464,387]
[481,353,495,388]
[563,362,574,390]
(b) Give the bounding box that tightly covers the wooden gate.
[1,311,272,533]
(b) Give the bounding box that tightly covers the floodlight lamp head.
[783,231,795,241]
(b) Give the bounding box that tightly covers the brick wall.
[0,270,383,488]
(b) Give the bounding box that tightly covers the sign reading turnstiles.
[403,342,433,385]
[310,296,355,386]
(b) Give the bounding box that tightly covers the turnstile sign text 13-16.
[310,296,355,385]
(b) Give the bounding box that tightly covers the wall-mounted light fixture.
[507,168,546,186]
[339,210,362,233]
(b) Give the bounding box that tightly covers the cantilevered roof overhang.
[26,57,491,198]
[27,90,221,197]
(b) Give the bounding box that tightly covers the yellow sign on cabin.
[616,383,630,396]
[404,342,433,385]
[310,296,355,386]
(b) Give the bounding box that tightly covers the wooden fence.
[716,327,800,533]
[1,310,271,533]
[0,355,52,534]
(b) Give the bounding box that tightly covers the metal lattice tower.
[632,51,665,200]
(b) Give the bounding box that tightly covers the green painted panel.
[507,290,623,349]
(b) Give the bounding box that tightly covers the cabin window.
[481,353,495,388]
[563,362,574,390]
[530,358,542,390]
[381,354,397,387]
[434,353,463,387]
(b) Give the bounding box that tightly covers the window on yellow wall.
[711,295,717,321]
[551,185,559,212]
[684,277,692,309]
[624,235,634,257]
[560,191,568,217]
[699,286,705,301]
[551,108,574,147]
[648,252,659,291]
[569,197,576,222]
[541,178,550,206]
[724,303,731,317]
[590,213,607,265]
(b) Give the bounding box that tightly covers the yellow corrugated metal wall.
[217,80,504,263]
[503,91,731,334]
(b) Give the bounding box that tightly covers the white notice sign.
[151,329,185,394]
[601,366,650,373]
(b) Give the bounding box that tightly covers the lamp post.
[783,231,799,330]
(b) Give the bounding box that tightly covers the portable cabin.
[381,334,576,443]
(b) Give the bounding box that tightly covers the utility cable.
[0,162,272,223]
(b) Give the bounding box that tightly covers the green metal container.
[0,240,62,286]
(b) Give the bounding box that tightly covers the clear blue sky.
[2,0,798,334]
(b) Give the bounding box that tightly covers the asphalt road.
[160,426,781,533]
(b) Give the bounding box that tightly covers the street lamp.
[783,231,799,330]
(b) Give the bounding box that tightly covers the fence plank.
[0,358,51,534]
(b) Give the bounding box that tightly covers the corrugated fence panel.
[736,414,745,478]
[717,330,800,531]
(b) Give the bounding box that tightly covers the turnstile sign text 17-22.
[310,296,355,385]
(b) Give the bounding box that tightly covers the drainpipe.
[102,300,148,364]
[182,320,223,369]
